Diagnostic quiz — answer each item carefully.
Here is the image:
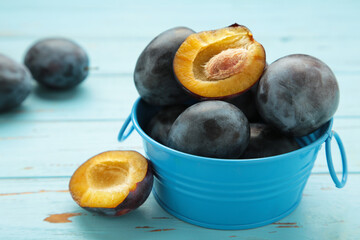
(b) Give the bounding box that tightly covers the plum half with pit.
[173,24,266,99]
[240,123,300,159]
[0,54,32,112]
[134,27,195,106]
[24,38,89,90]
[146,105,187,145]
[69,151,153,216]
[256,54,339,136]
[167,100,250,158]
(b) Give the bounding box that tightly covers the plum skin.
[0,54,32,112]
[134,27,195,106]
[146,105,187,145]
[256,54,339,136]
[240,123,300,159]
[83,164,153,216]
[226,82,261,122]
[24,38,89,90]
[167,100,250,158]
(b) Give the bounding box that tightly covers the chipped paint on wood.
[44,213,82,223]
[135,226,154,229]
[272,222,297,225]
[276,225,300,228]
[272,222,300,228]
[149,229,175,232]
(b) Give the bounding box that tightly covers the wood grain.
[0,118,356,177]
[0,175,359,240]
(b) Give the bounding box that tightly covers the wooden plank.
[0,120,145,178]
[0,118,357,178]
[0,72,358,121]
[0,75,139,121]
[0,0,359,40]
[0,174,359,240]
[0,37,359,76]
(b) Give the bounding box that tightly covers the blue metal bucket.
[118,98,348,230]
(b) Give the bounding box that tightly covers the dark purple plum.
[240,123,300,159]
[226,82,262,122]
[24,38,89,90]
[0,54,32,112]
[134,27,195,106]
[167,101,250,158]
[256,54,339,136]
[146,105,187,145]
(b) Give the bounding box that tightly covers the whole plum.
[146,105,187,145]
[167,101,250,158]
[256,54,339,136]
[134,27,195,106]
[226,82,261,122]
[240,123,300,159]
[24,38,89,89]
[0,54,32,112]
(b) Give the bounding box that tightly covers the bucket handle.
[325,130,348,188]
[118,114,134,142]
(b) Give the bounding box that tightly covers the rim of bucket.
[131,98,333,164]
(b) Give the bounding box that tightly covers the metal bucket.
[118,98,348,230]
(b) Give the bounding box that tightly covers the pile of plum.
[135,24,340,159]
[0,38,89,112]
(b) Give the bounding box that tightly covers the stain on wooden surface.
[44,213,82,223]
[276,225,300,228]
[272,222,300,228]
[135,226,154,229]
[149,228,175,232]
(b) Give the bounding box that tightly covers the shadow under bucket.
[119,98,348,230]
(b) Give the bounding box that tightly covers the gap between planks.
[0,172,358,181]
[1,114,359,124]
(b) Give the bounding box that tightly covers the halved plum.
[173,24,266,99]
[69,151,153,216]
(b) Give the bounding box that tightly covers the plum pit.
[204,48,248,80]
[174,24,266,99]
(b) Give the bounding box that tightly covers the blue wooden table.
[1,1,359,239]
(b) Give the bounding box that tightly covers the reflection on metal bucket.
[118,98,347,230]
